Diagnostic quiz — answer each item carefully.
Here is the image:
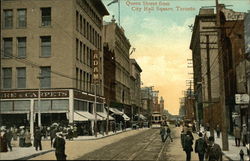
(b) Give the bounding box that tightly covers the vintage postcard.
[0,0,250,160]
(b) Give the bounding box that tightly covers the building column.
[30,99,34,140]
[69,89,74,124]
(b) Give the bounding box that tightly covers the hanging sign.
[93,50,100,84]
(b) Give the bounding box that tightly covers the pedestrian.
[183,131,194,161]
[205,136,222,161]
[24,129,32,147]
[53,132,67,160]
[0,128,8,152]
[165,126,173,142]
[241,124,247,146]
[34,128,42,151]
[50,127,57,147]
[180,130,186,149]
[13,127,18,141]
[160,124,166,142]
[195,132,207,161]
[19,127,25,147]
[5,128,13,151]
[233,126,241,147]
[216,124,220,138]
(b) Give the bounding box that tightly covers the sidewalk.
[0,128,147,160]
[199,126,249,161]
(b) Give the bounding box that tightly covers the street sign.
[93,50,100,84]
[235,94,249,104]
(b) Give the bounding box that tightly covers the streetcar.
[151,112,162,128]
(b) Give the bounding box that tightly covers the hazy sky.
[102,0,250,115]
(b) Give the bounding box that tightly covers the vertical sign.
[93,50,100,84]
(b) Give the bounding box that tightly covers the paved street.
[78,128,166,160]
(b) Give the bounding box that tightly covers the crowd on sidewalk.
[177,121,250,161]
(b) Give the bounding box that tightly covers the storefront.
[0,89,108,131]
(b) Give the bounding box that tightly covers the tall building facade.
[130,59,142,120]
[190,8,220,127]
[103,17,132,118]
[0,0,109,134]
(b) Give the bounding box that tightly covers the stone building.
[141,86,154,123]
[102,17,132,119]
[190,8,220,128]
[0,0,109,135]
[129,59,142,121]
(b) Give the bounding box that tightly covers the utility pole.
[216,0,229,150]
[94,83,97,137]
[206,35,214,137]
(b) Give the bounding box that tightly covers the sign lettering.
[93,50,100,84]
[0,90,69,99]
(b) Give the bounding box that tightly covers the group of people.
[181,124,222,161]
[233,124,248,147]
[160,123,173,143]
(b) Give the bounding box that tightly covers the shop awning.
[109,107,124,115]
[74,112,88,121]
[122,114,130,121]
[97,112,115,120]
[138,114,146,120]
[74,111,102,121]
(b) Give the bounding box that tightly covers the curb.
[15,149,55,160]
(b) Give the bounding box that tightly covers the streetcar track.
[109,129,157,160]
[128,130,160,160]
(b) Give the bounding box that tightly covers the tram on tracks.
[151,112,162,128]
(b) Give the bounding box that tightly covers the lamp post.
[37,72,44,128]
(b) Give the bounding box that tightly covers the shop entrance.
[34,113,68,127]
[1,114,29,128]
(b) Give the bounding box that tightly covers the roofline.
[90,0,109,16]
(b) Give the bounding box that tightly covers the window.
[3,10,13,28]
[80,41,82,62]
[3,38,12,58]
[83,18,86,37]
[41,8,51,26]
[2,68,12,89]
[40,67,51,88]
[17,9,27,28]
[76,11,79,31]
[80,70,82,89]
[76,39,79,60]
[76,68,79,88]
[17,37,26,58]
[17,67,26,88]
[40,36,51,57]
[83,44,86,64]
[80,14,82,33]
[83,71,86,91]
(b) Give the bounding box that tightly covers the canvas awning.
[122,113,130,121]
[109,107,124,115]
[138,114,146,120]
[109,107,130,121]
[97,112,115,120]
[74,112,88,121]
[74,111,102,121]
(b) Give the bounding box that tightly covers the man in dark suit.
[34,128,42,151]
[53,132,67,160]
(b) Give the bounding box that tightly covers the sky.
[102,0,250,115]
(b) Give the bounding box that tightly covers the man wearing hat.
[34,127,42,151]
[0,127,8,152]
[242,124,247,146]
[53,132,67,160]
